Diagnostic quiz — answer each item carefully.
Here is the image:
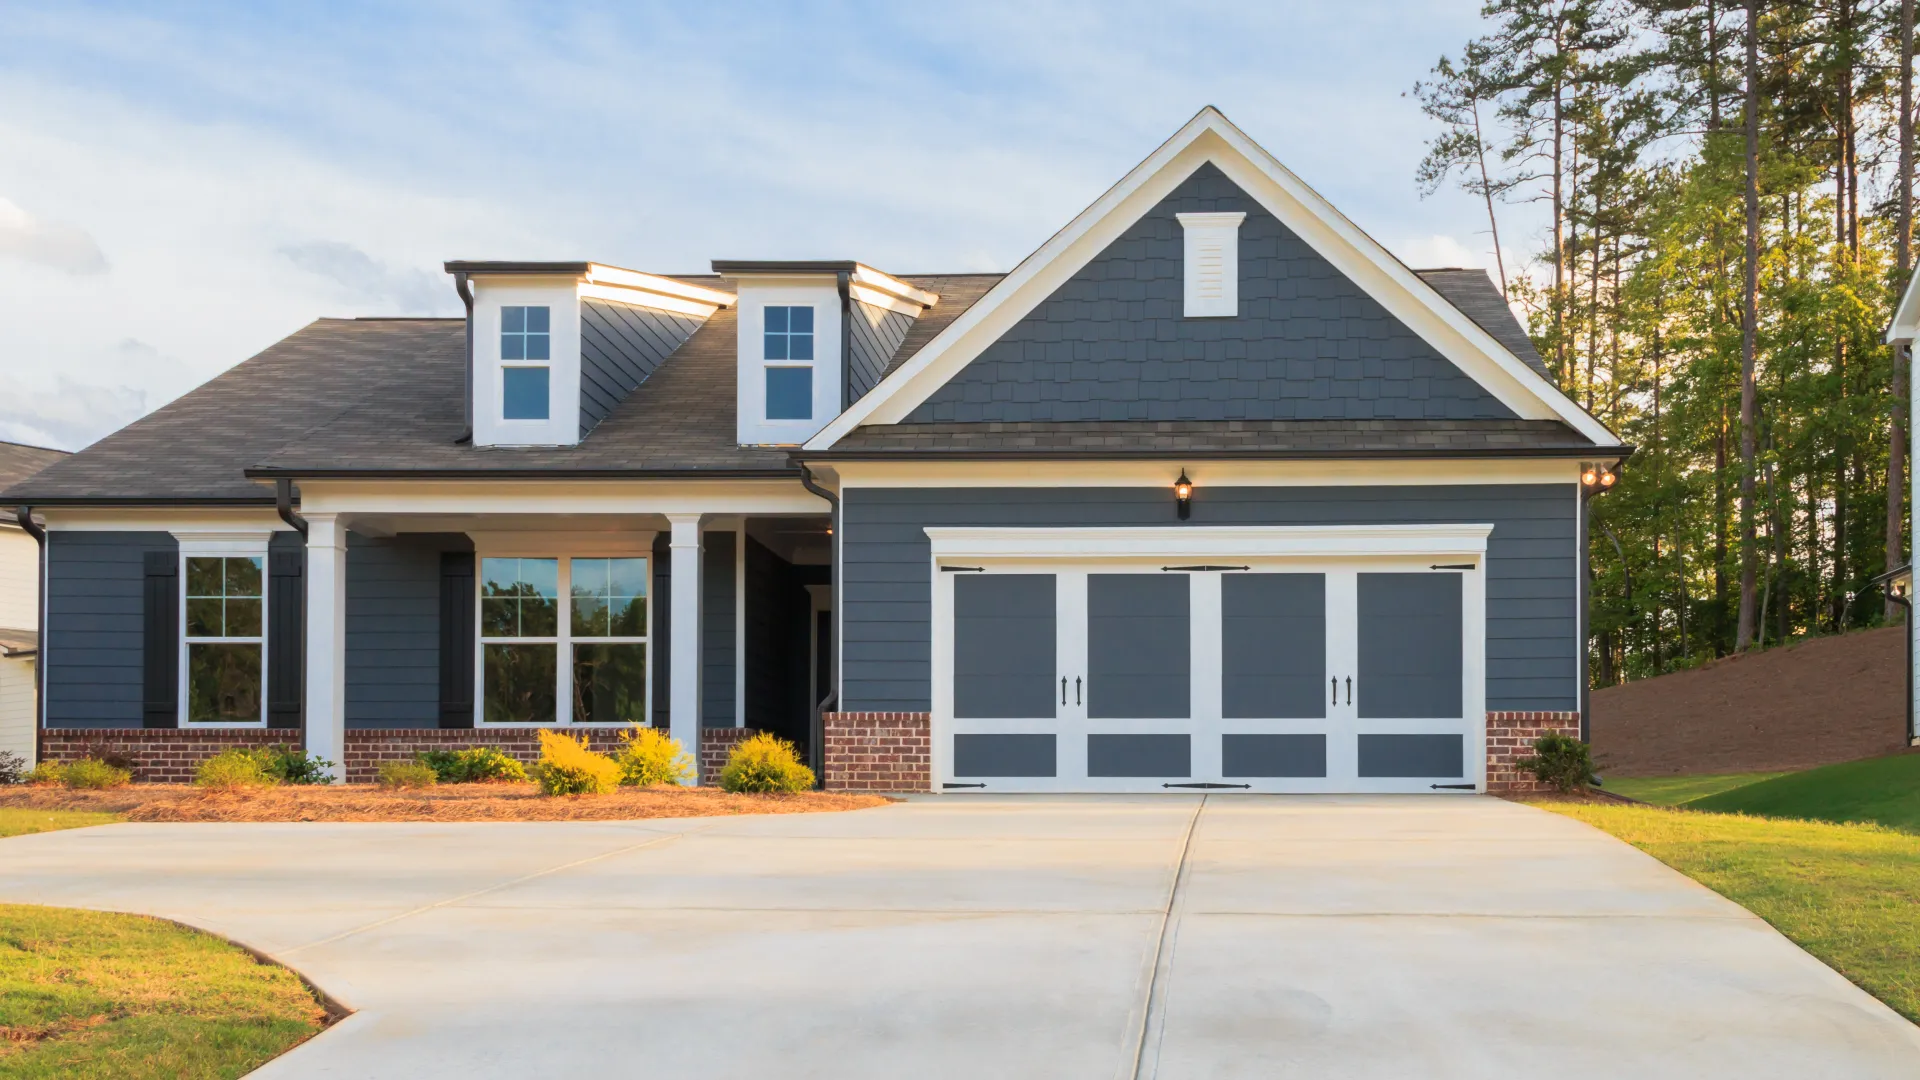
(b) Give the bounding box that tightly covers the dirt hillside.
[1590,624,1914,777]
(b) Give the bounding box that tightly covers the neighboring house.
[0,109,1626,792]
[1,439,71,767]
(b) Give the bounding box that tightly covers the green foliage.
[0,749,27,785]
[194,748,281,791]
[59,759,132,791]
[532,729,620,795]
[718,733,816,794]
[1516,733,1597,793]
[416,746,529,784]
[613,727,693,787]
[1689,752,1920,833]
[375,760,438,790]
[264,746,336,785]
[21,762,64,786]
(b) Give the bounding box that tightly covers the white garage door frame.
[927,525,1492,794]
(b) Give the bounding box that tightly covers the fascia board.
[1888,271,1920,344]
[809,107,1617,450]
[923,523,1495,560]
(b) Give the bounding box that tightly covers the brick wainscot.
[1484,712,1582,794]
[822,712,931,793]
[42,727,762,785]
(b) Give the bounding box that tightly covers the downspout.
[836,270,853,411]
[275,478,308,537]
[798,464,839,787]
[15,507,46,764]
[454,271,474,444]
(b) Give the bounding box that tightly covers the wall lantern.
[1174,469,1194,520]
[1580,462,1618,501]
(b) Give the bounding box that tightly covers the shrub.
[61,758,133,790]
[22,761,64,785]
[416,747,528,784]
[195,748,282,791]
[719,733,815,794]
[265,746,336,785]
[1517,733,1598,793]
[532,730,619,796]
[613,727,693,787]
[376,760,438,790]
[0,749,26,785]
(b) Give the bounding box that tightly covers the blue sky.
[0,1,1532,450]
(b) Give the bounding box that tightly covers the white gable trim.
[807,107,1617,450]
[1887,270,1920,344]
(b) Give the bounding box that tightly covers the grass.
[1545,803,1920,1023]
[0,808,122,839]
[1690,752,1920,833]
[1603,772,1790,806]
[0,903,329,1078]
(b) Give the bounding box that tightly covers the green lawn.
[0,904,328,1078]
[1545,803,1920,1023]
[0,808,122,839]
[1690,752,1920,833]
[1604,772,1789,806]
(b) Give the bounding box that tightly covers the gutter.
[275,478,308,537]
[14,506,46,764]
[454,271,474,445]
[797,464,840,786]
[242,467,803,481]
[795,445,1639,463]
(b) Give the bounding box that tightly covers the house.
[1883,276,1920,748]
[0,108,1626,792]
[1,439,71,767]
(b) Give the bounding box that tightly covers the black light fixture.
[1174,469,1193,520]
[1580,461,1618,500]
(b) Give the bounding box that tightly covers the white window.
[1176,211,1245,318]
[182,550,267,726]
[763,305,814,420]
[478,555,650,725]
[501,305,552,421]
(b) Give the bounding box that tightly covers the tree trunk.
[1891,0,1914,617]
[1472,95,1509,297]
[1736,0,1761,651]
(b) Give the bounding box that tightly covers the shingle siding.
[840,485,1577,715]
[907,163,1515,424]
[43,531,173,727]
[578,298,704,438]
[847,300,914,404]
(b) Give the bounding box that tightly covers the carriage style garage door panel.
[932,526,1489,794]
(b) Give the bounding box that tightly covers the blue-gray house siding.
[42,531,171,727]
[839,485,1578,715]
[345,534,446,728]
[908,163,1514,424]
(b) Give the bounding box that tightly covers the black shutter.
[267,548,304,729]
[438,552,475,727]
[142,549,179,728]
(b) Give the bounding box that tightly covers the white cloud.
[279,241,452,315]
[0,195,107,275]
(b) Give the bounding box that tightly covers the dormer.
[713,261,937,445]
[445,261,733,447]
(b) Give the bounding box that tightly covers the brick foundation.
[822,712,931,792]
[42,726,760,785]
[41,728,298,784]
[1485,711,1583,794]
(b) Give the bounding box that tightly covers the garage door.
[935,557,1483,793]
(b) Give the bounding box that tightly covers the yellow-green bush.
[718,733,815,794]
[416,747,528,783]
[533,730,619,795]
[376,760,437,790]
[21,762,65,785]
[614,727,693,787]
[195,748,281,791]
[61,758,133,790]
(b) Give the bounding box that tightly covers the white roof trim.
[807,106,1617,450]
[1888,270,1920,344]
[585,264,734,308]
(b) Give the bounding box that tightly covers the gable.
[906,165,1514,425]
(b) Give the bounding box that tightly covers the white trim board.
[924,524,1494,561]
[807,107,1617,450]
[826,458,1582,490]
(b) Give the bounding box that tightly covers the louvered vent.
[1177,211,1245,318]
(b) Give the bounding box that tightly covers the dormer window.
[501,305,551,420]
[764,305,814,420]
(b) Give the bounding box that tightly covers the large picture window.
[479,554,649,726]
[183,554,265,724]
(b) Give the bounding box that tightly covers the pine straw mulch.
[0,783,894,823]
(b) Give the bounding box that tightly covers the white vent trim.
[1177,211,1244,317]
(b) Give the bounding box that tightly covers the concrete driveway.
[1,796,1916,1078]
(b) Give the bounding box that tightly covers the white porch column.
[304,513,348,782]
[668,514,703,783]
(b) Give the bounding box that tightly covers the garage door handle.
[1345,676,1352,705]
[1061,677,1067,706]
[1331,677,1337,705]
[1075,677,1082,705]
